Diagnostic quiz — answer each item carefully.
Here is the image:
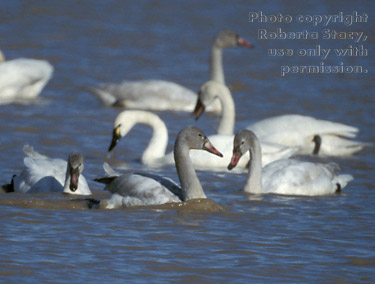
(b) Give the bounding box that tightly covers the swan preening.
[88,30,253,112]
[96,126,223,208]
[8,145,91,195]
[228,130,353,196]
[0,50,53,104]
[194,80,366,157]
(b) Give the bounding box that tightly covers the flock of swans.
[1,30,367,209]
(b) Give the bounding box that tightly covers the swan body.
[0,51,53,103]
[89,30,252,112]
[12,145,91,195]
[248,114,365,156]
[194,80,365,157]
[228,130,353,196]
[97,126,223,208]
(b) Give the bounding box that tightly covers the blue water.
[0,0,374,283]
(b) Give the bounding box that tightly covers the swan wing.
[102,172,182,208]
[262,159,352,195]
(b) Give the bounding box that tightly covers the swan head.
[193,81,230,120]
[64,153,85,193]
[176,126,223,157]
[214,30,254,49]
[228,129,258,170]
[108,111,142,152]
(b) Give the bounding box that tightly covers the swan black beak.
[193,97,205,120]
[108,125,121,152]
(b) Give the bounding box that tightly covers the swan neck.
[174,142,206,201]
[210,46,225,84]
[0,50,5,62]
[217,88,235,135]
[244,142,263,194]
[141,115,169,166]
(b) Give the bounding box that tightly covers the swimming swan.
[228,129,353,196]
[11,145,91,195]
[96,126,223,208]
[194,80,365,157]
[89,30,253,112]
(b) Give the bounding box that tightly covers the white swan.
[228,129,353,196]
[107,110,281,171]
[247,115,365,156]
[193,81,299,168]
[194,80,365,157]
[11,145,91,195]
[89,30,253,112]
[0,50,53,104]
[96,126,223,208]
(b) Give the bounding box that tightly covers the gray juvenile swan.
[228,130,353,196]
[88,30,253,112]
[96,126,223,208]
[10,145,91,195]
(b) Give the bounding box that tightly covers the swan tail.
[22,145,48,159]
[320,136,369,156]
[94,163,120,184]
[103,162,120,176]
[333,174,354,191]
[87,86,117,106]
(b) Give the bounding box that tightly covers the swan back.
[247,114,364,156]
[0,57,53,101]
[13,146,91,195]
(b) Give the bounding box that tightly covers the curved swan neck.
[140,114,168,166]
[174,139,206,201]
[117,111,168,166]
[244,139,263,194]
[216,86,235,135]
[210,46,225,84]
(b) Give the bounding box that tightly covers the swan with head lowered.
[0,50,53,104]
[88,30,253,112]
[96,126,223,209]
[194,80,366,157]
[6,145,91,195]
[228,129,353,196]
